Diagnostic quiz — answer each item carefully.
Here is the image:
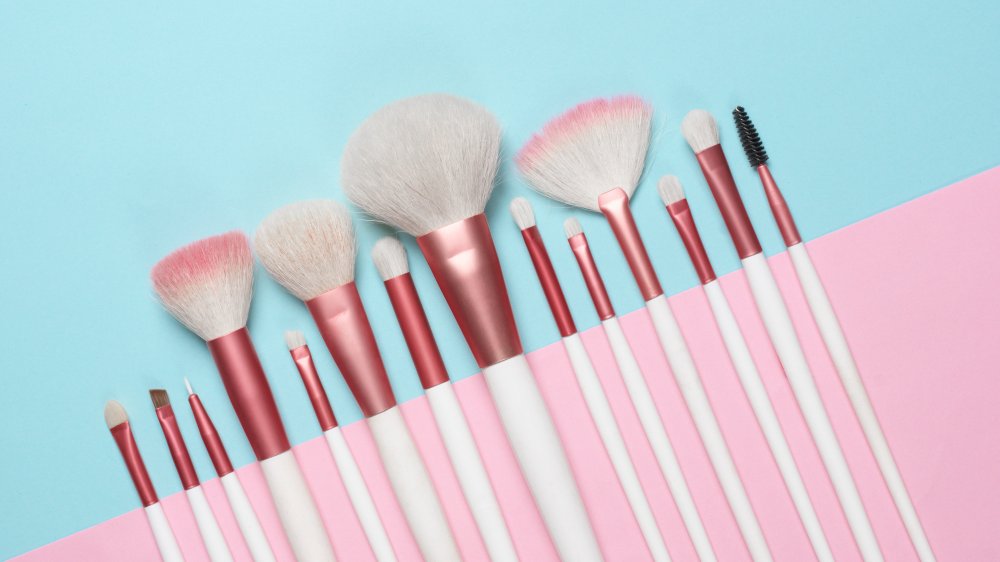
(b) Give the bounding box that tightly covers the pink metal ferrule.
[154,403,200,490]
[306,282,397,418]
[188,394,234,477]
[207,328,291,461]
[666,199,717,285]
[110,421,158,507]
[417,213,523,369]
[289,345,338,431]
[383,273,450,390]
[758,164,802,247]
[568,232,615,321]
[521,226,577,337]
[598,188,664,301]
[695,144,763,259]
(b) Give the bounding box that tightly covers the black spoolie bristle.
[732,106,768,168]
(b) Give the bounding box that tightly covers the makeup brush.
[658,175,833,561]
[509,198,670,562]
[104,400,184,562]
[283,330,398,562]
[150,389,233,562]
[184,378,276,562]
[150,231,336,562]
[733,106,936,561]
[254,199,461,562]
[372,236,517,562]
[342,93,602,562]
[517,96,771,561]
[563,216,715,562]
[681,108,883,562]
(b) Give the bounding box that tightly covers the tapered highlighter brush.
[509,198,670,562]
[658,175,834,562]
[342,93,602,562]
[104,400,184,562]
[563,216,715,562]
[283,330,397,562]
[150,389,234,562]
[732,106,936,562]
[150,231,336,562]
[516,96,772,561]
[254,200,461,562]
[681,109,883,562]
[184,378,276,562]
[372,237,518,562]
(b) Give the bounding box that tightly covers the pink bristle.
[151,231,252,291]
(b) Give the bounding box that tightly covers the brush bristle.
[149,389,170,409]
[732,106,769,167]
[371,237,409,281]
[681,109,720,153]
[284,330,306,350]
[564,217,583,238]
[341,94,502,236]
[104,400,128,428]
[657,175,685,205]
[515,96,653,212]
[508,197,536,230]
[184,377,194,396]
[151,231,254,341]
[255,200,357,301]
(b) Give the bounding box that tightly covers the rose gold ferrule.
[417,213,523,369]
[289,345,339,431]
[306,282,397,418]
[598,188,664,301]
[666,199,717,285]
[188,394,234,477]
[568,232,615,321]
[695,144,763,259]
[520,226,577,337]
[207,328,291,461]
[110,421,158,507]
[154,403,200,490]
[757,164,802,247]
[383,273,450,390]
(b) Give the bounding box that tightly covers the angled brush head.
[657,175,685,205]
[564,216,583,238]
[151,231,254,341]
[371,237,409,281]
[508,197,536,230]
[104,400,128,429]
[341,94,502,236]
[149,389,170,409]
[255,200,357,301]
[516,96,653,212]
[681,109,720,153]
[284,330,306,350]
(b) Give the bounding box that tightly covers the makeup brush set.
[105,95,936,562]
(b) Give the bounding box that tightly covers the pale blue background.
[1,0,998,558]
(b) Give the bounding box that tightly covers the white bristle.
[341,94,502,236]
[284,330,306,350]
[516,96,653,212]
[564,217,583,238]
[184,377,194,396]
[657,175,686,205]
[151,231,254,341]
[508,197,536,230]
[371,237,410,281]
[680,109,720,153]
[254,200,357,301]
[104,400,128,428]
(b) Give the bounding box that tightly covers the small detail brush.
[372,237,517,562]
[510,198,670,562]
[150,389,234,562]
[104,400,184,562]
[284,330,398,562]
[733,106,936,562]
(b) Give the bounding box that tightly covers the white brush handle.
[702,279,833,562]
[185,485,233,562]
[483,354,603,562]
[787,242,935,561]
[259,449,336,562]
[741,252,882,561]
[144,502,184,562]
[324,427,397,562]
[367,405,461,562]
[219,472,275,562]
[425,382,518,562]
[563,332,670,562]
[645,294,773,562]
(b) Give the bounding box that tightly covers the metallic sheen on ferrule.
[384,273,450,390]
[290,345,338,431]
[568,232,615,321]
[666,199,717,285]
[154,403,200,490]
[758,164,802,247]
[110,421,159,507]
[188,394,234,477]
[598,188,664,301]
[521,226,576,337]
[695,144,763,259]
